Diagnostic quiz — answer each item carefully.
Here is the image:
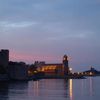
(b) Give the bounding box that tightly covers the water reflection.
[63,79,73,100]
[69,79,73,100]
[0,78,97,100]
[29,79,70,100]
[31,79,73,100]
[63,79,69,98]
[33,81,39,96]
[8,81,28,100]
[81,77,94,96]
[89,77,93,96]
[0,80,45,100]
[0,82,9,100]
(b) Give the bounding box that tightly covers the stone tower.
[63,55,69,75]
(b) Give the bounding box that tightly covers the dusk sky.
[0,0,100,71]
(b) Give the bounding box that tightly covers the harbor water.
[0,77,100,100]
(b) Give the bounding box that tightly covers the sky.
[0,0,100,71]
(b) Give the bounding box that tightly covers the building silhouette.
[0,49,9,68]
[63,55,69,75]
[8,61,28,80]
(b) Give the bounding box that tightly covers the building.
[0,49,9,68]
[36,55,69,76]
[37,63,63,76]
[8,62,28,80]
[82,67,100,76]
[63,55,69,75]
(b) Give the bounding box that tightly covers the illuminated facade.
[36,55,69,76]
[37,64,63,76]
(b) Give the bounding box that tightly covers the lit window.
[90,72,93,75]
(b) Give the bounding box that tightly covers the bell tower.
[63,55,69,75]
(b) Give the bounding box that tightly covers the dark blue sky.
[0,0,100,71]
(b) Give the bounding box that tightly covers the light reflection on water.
[28,79,69,100]
[89,77,93,96]
[69,79,73,100]
[0,77,100,100]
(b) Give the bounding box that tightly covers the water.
[0,77,100,100]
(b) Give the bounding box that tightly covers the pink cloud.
[9,50,60,63]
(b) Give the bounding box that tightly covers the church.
[36,55,70,76]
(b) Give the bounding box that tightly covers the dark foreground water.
[0,77,100,100]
